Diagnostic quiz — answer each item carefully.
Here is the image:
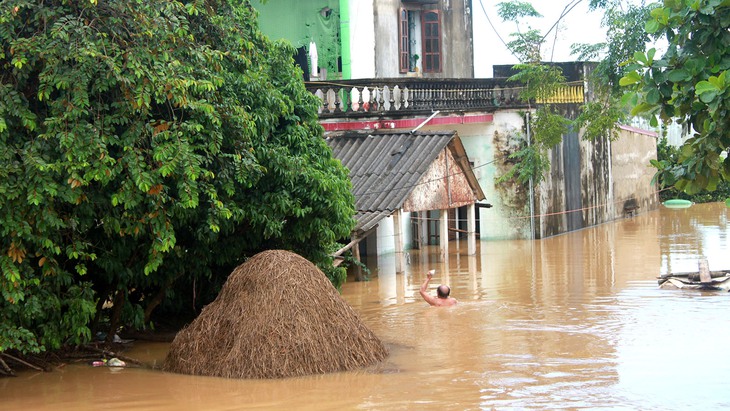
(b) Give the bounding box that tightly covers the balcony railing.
[305,78,530,118]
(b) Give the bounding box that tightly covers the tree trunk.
[107,289,126,343]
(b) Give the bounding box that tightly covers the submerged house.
[326,130,485,270]
[253,1,659,263]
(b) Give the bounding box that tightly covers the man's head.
[436,285,451,299]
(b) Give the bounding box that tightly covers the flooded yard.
[3,202,730,410]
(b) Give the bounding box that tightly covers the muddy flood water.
[3,202,730,410]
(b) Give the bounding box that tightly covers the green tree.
[496,1,663,185]
[573,1,656,141]
[0,0,355,354]
[621,0,730,194]
[495,1,572,185]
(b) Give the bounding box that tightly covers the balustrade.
[306,78,527,118]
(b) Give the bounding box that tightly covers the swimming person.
[419,270,457,307]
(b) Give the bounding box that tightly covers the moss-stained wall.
[253,0,341,76]
[422,112,531,240]
[610,126,659,217]
[534,122,658,239]
[422,110,658,241]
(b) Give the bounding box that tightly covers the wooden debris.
[658,258,730,290]
[0,356,15,377]
[1,352,44,372]
[698,258,712,284]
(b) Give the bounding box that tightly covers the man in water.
[419,270,457,307]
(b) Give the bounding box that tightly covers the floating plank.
[660,270,730,280]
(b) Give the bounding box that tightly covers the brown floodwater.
[3,202,730,410]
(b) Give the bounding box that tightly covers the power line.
[544,0,584,62]
[477,0,515,59]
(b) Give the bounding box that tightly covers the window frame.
[420,9,442,73]
[398,5,442,74]
[398,8,410,74]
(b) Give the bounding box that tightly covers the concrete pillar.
[440,209,449,261]
[420,211,429,246]
[352,234,363,281]
[393,209,404,273]
[467,203,477,255]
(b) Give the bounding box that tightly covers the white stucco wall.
[373,0,400,77]
[348,0,376,78]
[375,212,414,255]
[422,111,530,240]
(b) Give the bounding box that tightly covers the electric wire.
[477,0,515,59]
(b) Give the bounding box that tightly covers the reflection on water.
[3,203,730,410]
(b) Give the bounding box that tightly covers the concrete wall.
[422,112,531,240]
[373,0,474,78]
[373,0,400,77]
[533,122,659,239]
[363,113,659,253]
[375,212,415,254]
[611,125,659,218]
[349,0,376,78]
[253,0,342,76]
[417,111,658,241]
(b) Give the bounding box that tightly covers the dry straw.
[163,249,388,379]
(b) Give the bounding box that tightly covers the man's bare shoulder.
[433,298,457,307]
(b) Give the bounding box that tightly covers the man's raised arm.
[419,270,437,306]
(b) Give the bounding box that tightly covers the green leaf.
[667,69,690,82]
[645,19,661,34]
[708,71,726,88]
[630,102,655,116]
[695,80,719,95]
[619,71,642,86]
[698,90,718,104]
[646,88,661,104]
[633,51,648,65]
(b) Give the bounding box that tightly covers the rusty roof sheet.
[326,130,484,234]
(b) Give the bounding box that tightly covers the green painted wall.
[253,0,342,77]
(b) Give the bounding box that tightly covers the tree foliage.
[621,0,730,194]
[654,136,730,202]
[496,1,662,185]
[0,0,355,354]
[496,1,571,185]
[497,63,571,185]
[572,1,656,141]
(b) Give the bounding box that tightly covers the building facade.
[253,1,659,259]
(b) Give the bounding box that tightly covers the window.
[399,9,410,72]
[398,7,442,74]
[421,11,441,73]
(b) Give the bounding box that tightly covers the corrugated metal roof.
[326,130,484,235]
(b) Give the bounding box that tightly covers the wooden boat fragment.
[658,258,730,291]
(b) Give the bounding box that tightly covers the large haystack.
[163,249,388,379]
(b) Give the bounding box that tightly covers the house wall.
[610,126,659,217]
[401,147,478,212]
[253,0,342,77]
[421,111,532,240]
[349,0,376,78]
[419,110,658,241]
[533,123,658,239]
[373,0,474,78]
[373,0,400,77]
[375,212,415,255]
[361,115,658,257]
